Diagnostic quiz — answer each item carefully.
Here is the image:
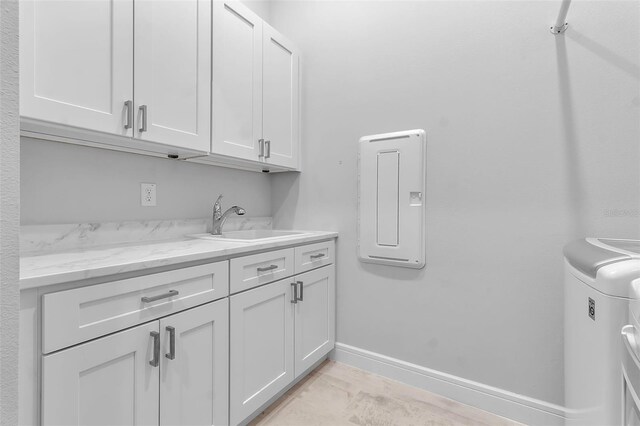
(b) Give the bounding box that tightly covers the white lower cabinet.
[229,279,295,425]
[42,321,159,426]
[294,265,336,377]
[42,299,229,426]
[230,264,335,424]
[160,301,229,426]
[29,241,336,426]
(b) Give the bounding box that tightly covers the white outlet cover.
[141,183,156,207]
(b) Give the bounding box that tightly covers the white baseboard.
[331,342,566,426]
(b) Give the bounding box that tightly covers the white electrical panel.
[358,129,426,269]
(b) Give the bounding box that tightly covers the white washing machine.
[564,238,640,426]
[622,278,640,426]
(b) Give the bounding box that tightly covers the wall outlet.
[141,183,156,207]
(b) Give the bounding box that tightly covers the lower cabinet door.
[230,280,295,424]
[42,321,160,426]
[160,299,229,426]
[294,265,336,377]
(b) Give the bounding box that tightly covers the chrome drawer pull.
[149,331,160,367]
[165,326,176,360]
[257,264,278,272]
[297,281,304,301]
[265,140,271,158]
[139,105,148,132]
[259,138,265,158]
[124,100,133,129]
[310,253,326,259]
[141,290,179,303]
[291,282,298,304]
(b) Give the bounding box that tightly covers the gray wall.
[244,0,271,21]
[1,0,20,424]
[270,0,640,405]
[21,139,272,224]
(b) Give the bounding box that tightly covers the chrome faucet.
[212,195,246,235]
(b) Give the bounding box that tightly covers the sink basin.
[190,230,309,243]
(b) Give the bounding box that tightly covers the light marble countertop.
[20,231,338,290]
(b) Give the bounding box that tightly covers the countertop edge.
[20,232,338,290]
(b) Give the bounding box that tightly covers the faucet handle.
[214,194,223,207]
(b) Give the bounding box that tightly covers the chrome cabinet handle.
[150,331,160,367]
[124,100,133,129]
[258,138,265,158]
[265,140,271,158]
[290,282,298,304]
[310,253,326,259]
[297,281,304,301]
[165,326,176,360]
[139,105,148,132]
[141,290,179,303]
[257,264,278,272]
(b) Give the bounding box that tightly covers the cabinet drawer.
[42,261,228,354]
[230,248,295,294]
[295,240,335,274]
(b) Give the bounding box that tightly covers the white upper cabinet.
[20,0,300,171]
[212,0,263,161]
[262,24,300,169]
[212,2,300,170]
[134,0,211,152]
[20,0,210,155]
[20,0,134,136]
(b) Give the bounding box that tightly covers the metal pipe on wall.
[551,0,572,34]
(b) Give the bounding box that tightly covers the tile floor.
[250,360,522,426]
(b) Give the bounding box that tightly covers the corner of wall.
[0,0,22,424]
[241,0,271,23]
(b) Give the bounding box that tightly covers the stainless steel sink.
[189,230,309,243]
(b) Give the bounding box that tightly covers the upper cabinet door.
[42,322,159,426]
[20,0,134,136]
[212,1,263,161]
[134,0,211,152]
[262,24,300,169]
[160,300,229,426]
